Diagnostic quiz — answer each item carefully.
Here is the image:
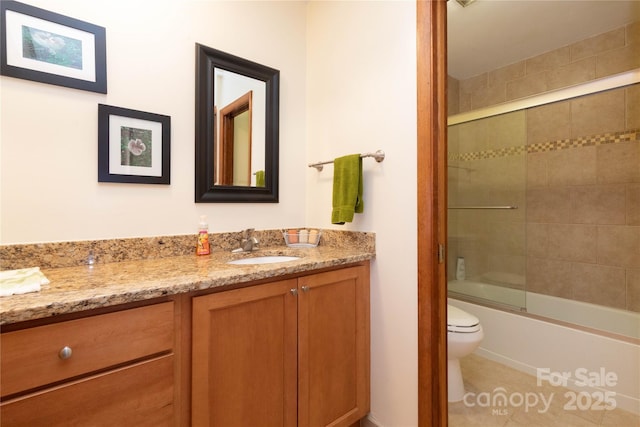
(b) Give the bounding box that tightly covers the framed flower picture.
[98,104,171,184]
[0,1,107,93]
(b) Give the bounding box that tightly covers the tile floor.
[449,354,640,427]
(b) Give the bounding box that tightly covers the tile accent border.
[450,128,639,162]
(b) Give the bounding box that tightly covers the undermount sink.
[227,255,301,265]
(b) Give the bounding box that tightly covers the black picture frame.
[0,1,107,93]
[98,104,171,185]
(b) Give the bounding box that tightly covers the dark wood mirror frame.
[195,43,280,202]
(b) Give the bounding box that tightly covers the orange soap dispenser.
[196,215,210,255]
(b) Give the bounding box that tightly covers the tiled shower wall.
[448,21,640,313]
[449,86,639,313]
[450,21,639,115]
[525,86,639,312]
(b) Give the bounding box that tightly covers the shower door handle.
[448,206,518,209]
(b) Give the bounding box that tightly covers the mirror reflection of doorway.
[218,90,253,186]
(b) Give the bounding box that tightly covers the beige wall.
[0,0,308,243]
[306,2,418,425]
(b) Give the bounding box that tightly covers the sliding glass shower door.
[447,110,527,310]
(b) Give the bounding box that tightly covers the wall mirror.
[195,43,279,202]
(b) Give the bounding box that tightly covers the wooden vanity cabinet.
[192,263,370,427]
[0,301,177,427]
[0,261,370,426]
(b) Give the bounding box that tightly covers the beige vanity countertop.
[0,245,374,326]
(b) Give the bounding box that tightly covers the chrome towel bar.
[308,150,385,172]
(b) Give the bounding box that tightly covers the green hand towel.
[331,154,363,224]
[255,170,265,187]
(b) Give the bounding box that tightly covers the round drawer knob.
[58,346,73,360]
[301,286,310,293]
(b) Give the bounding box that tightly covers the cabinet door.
[192,279,298,427]
[298,265,370,427]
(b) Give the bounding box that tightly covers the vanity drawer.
[1,301,174,397]
[1,354,175,427]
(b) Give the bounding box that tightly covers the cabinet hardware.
[58,346,73,360]
[290,288,298,296]
[301,286,310,293]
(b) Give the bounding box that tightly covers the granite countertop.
[0,242,374,326]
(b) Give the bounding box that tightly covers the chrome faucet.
[239,228,259,252]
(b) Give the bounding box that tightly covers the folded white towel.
[0,267,50,297]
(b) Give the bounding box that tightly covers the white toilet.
[447,304,483,402]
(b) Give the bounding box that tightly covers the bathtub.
[448,279,640,339]
[448,280,640,414]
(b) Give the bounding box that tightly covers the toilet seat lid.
[447,305,480,332]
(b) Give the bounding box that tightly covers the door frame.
[417,1,448,426]
[218,91,253,186]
